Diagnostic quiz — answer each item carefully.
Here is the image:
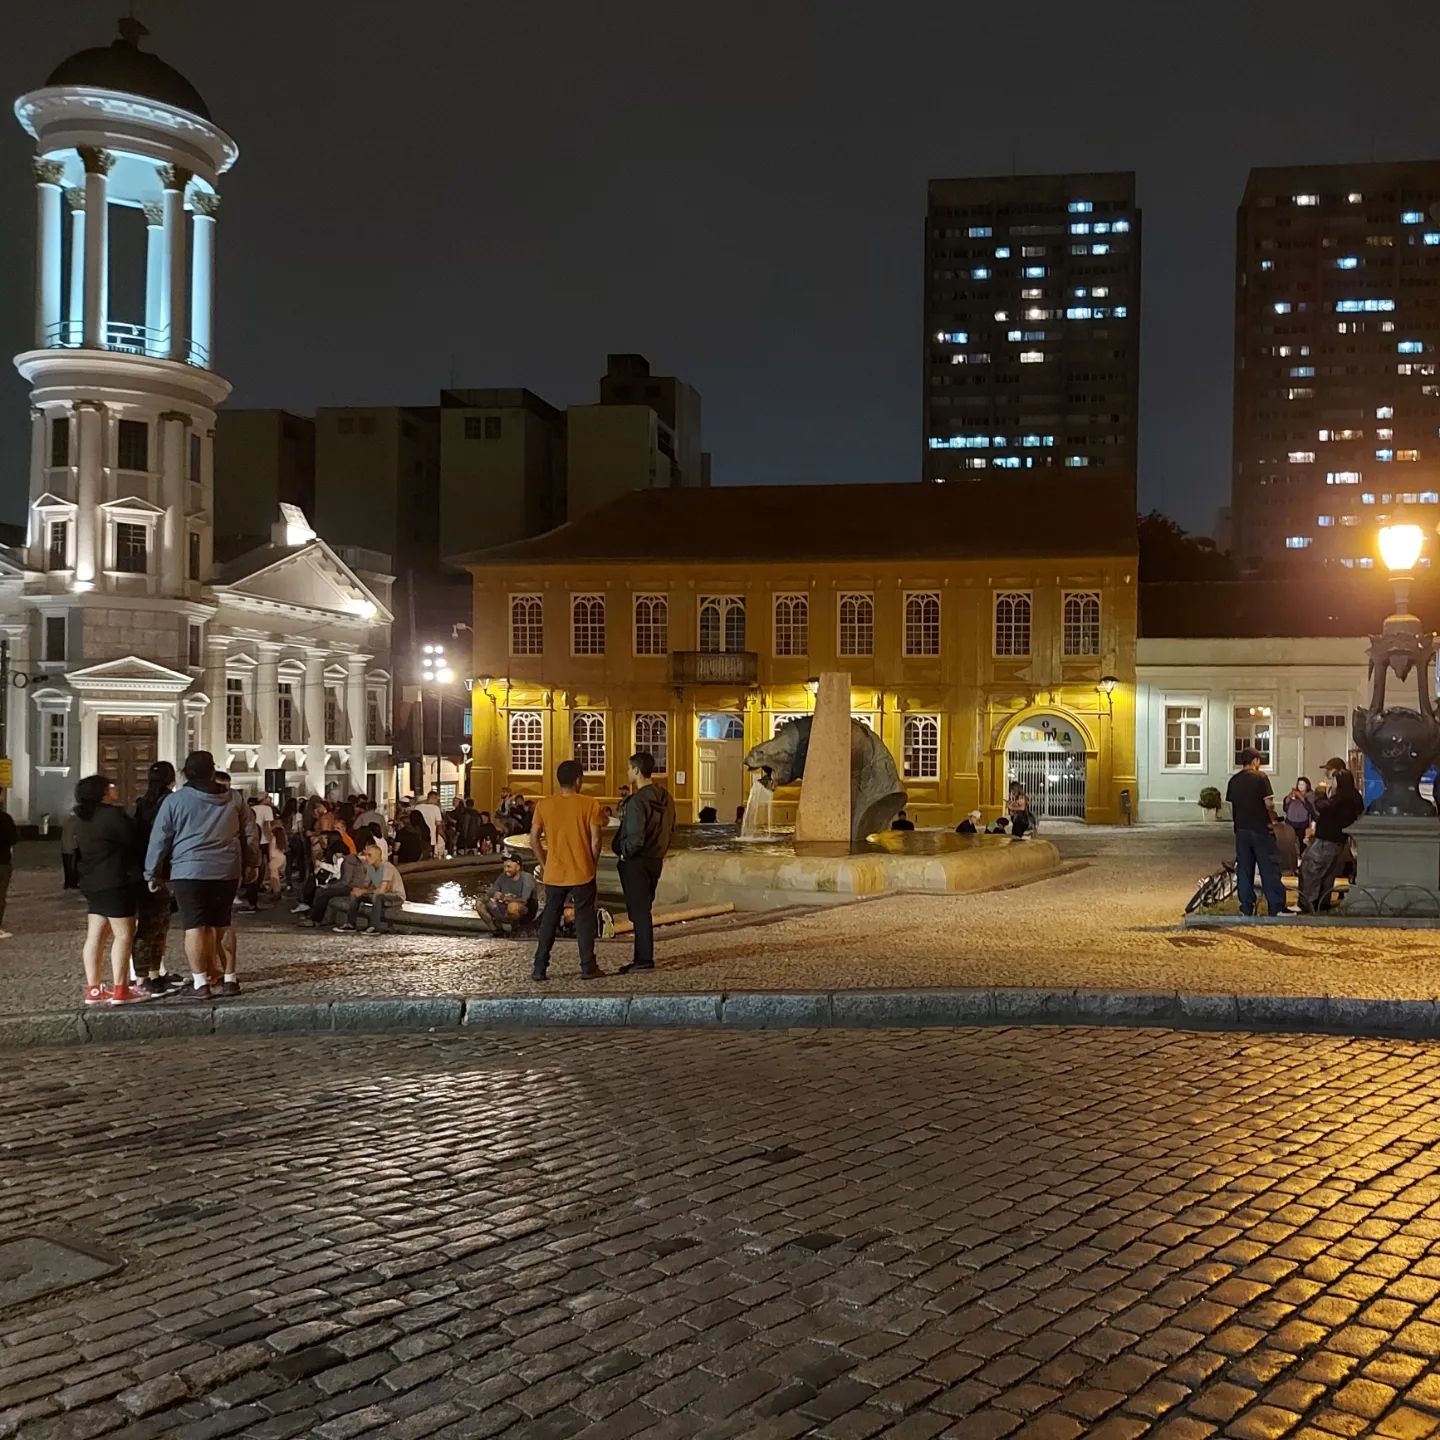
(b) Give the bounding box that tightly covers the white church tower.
[5,20,394,820]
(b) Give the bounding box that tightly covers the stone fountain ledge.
[7,985,1440,1049]
[657,835,1063,911]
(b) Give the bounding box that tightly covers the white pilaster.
[190,193,218,367]
[161,165,191,363]
[27,409,45,552]
[345,654,369,795]
[205,635,230,757]
[74,400,103,586]
[4,625,32,823]
[65,189,85,343]
[78,148,113,349]
[257,642,281,775]
[159,411,188,596]
[33,160,64,348]
[304,651,327,797]
[143,202,166,358]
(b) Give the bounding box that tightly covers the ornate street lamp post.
[1353,523,1440,816]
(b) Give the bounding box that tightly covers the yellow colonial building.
[462,482,1138,825]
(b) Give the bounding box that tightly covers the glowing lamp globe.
[1379,522,1424,573]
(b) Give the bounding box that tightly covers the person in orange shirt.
[529,760,604,981]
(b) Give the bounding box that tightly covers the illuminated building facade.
[923,171,1141,489]
[1231,161,1440,567]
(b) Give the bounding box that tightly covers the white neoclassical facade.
[2,21,392,821]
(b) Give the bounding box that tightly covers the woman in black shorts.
[73,774,147,1006]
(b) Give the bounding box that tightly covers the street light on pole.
[420,644,454,795]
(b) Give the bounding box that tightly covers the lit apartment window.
[509,711,543,774]
[571,593,606,655]
[1062,592,1101,657]
[571,711,606,775]
[1234,705,1273,768]
[44,712,67,767]
[1067,200,1093,213]
[1337,257,1359,269]
[902,715,940,781]
[633,594,668,655]
[1402,210,1424,224]
[902,592,940,657]
[1164,704,1203,770]
[838,592,874,656]
[1398,449,1420,462]
[1328,472,1361,485]
[1288,451,1315,463]
[1377,406,1394,419]
[1019,351,1045,364]
[1317,516,1334,527]
[509,593,543,655]
[772,593,809,656]
[633,713,668,773]
[1293,193,1319,206]
[994,592,1031,656]
[1284,536,1312,548]
[967,225,991,238]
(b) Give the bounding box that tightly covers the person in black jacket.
[73,774,148,1006]
[131,761,181,995]
[612,750,676,974]
[1299,763,1364,912]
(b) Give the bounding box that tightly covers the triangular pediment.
[67,655,195,695]
[216,541,393,623]
[33,492,76,510]
[100,496,166,516]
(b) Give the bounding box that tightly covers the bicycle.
[1185,861,1237,914]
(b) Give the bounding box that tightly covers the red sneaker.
[83,984,108,1006]
[107,983,153,1005]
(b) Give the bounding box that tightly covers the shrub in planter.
[1198,786,1223,817]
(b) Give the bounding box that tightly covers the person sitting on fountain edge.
[956,810,982,835]
[485,852,538,934]
[890,809,915,831]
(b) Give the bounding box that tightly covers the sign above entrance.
[1011,716,1082,751]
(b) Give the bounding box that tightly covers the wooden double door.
[97,715,158,807]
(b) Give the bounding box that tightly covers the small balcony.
[669,650,758,686]
[43,320,210,370]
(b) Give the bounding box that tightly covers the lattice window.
[771,711,805,736]
[571,593,606,655]
[225,676,245,744]
[1234,705,1273,768]
[277,683,295,745]
[44,712,68,766]
[903,591,941,657]
[903,714,940,780]
[994,592,1032,656]
[838,592,874,656]
[633,713,668,773]
[1164,704,1202,769]
[571,711,606,775]
[699,595,746,653]
[509,594,543,655]
[509,711,543,774]
[633,594,669,655]
[1063,591,1101,656]
[773,593,809,656]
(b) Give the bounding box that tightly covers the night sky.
[4,0,1440,538]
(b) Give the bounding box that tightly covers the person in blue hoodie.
[144,750,259,1002]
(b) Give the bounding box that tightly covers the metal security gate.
[1006,750,1087,820]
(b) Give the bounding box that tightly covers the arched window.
[699,595,746,653]
[571,711,606,776]
[510,594,543,655]
[633,594,669,655]
[902,714,940,780]
[994,591,1032,657]
[509,711,543,773]
[633,712,668,773]
[772,593,809,656]
[1062,591,1101,656]
[838,592,874,656]
[903,591,940,656]
[571,593,606,655]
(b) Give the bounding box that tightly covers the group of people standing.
[1226,750,1364,915]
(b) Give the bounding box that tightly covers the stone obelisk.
[795,672,852,846]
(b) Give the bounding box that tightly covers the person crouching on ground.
[485,852,538,934]
[334,841,406,934]
[73,774,148,1006]
[144,751,259,1001]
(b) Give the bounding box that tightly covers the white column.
[190,193,218,368]
[27,409,45,549]
[304,652,327,797]
[65,189,85,343]
[161,165,191,363]
[158,412,187,596]
[143,202,166,357]
[33,160,64,348]
[257,643,281,776]
[5,627,32,824]
[74,401,103,586]
[205,636,229,757]
[78,148,112,349]
[345,654,369,794]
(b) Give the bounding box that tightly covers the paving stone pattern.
[9,829,1440,1019]
[5,1026,1440,1437]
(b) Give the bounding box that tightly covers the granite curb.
[3,986,1440,1048]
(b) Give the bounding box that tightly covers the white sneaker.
[0,930,12,940]
[290,903,309,915]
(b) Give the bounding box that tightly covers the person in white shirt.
[414,791,445,859]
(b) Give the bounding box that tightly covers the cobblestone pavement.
[6,1027,1440,1438]
[7,828,1440,1018]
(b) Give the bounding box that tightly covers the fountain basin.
[656,832,1061,911]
